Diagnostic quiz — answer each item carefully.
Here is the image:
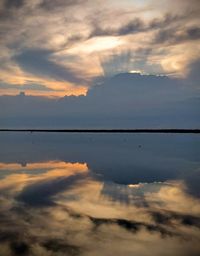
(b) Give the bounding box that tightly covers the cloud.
[187,60,200,81]
[14,49,87,85]
[154,26,200,45]
[2,0,85,11]
[39,0,85,10]
[89,14,186,38]
[118,18,145,35]
[10,241,29,255]
[0,72,199,128]
[3,0,24,9]
[100,49,163,76]
[17,173,88,206]
[89,216,179,237]
[42,239,80,254]
[0,0,199,95]
[150,210,200,228]
[90,18,145,38]
[0,146,200,256]
[0,82,64,92]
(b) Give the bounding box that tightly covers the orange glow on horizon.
[0,71,88,97]
[0,161,89,192]
[0,87,88,97]
[0,161,88,172]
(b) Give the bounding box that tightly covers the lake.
[0,132,200,256]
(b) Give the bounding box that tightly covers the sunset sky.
[0,0,200,97]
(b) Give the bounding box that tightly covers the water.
[0,133,200,256]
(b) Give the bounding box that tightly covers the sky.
[0,72,199,128]
[0,0,200,97]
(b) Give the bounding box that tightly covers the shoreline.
[0,129,200,133]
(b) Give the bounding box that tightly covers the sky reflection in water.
[0,133,200,256]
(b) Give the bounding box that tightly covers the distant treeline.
[0,129,200,133]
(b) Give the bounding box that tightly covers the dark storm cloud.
[39,0,85,10]
[3,0,24,9]
[154,28,178,44]
[89,14,184,38]
[148,14,181,30]
[154,26,200,45]
[90,18,145,38]
[90,18,145,37]
[3,0,84,10]
[14,49,87,85]
[118,18,144,36]
[186,27,200,40]
[0,0,24,22]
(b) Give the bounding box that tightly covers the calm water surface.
[0,133,200,256]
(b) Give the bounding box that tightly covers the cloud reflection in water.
[0,159,200,256]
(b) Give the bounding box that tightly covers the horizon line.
[0,129,200,134]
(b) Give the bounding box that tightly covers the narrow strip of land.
[0,129,200,133]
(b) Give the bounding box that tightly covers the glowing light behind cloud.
[0,0,199,96]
